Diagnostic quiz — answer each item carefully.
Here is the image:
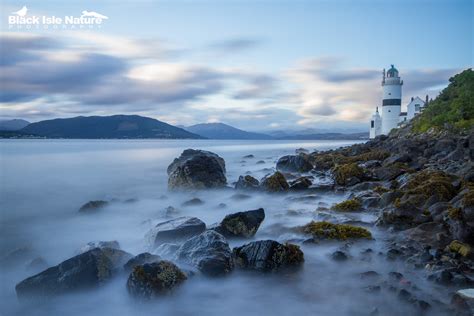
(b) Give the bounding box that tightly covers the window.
[415,104,420,111]
[388,110,391,112]
[371,120,374,128]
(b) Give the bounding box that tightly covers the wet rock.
[126,261,186,299]
[16,247,132,298]
[289,177,312,190]
[364,285,381,293]
[398,289,413,301]
[78,200,108,213]
[332,199,362,212]
[295,148,309,154]
[331,250,348,261]
[233,240,304,272]
[167,149,226,190]
[153,243,180,259]
[175,230,234,276]
[213,208,265,238]
[260,172,289,192]
[333,163,366,186]
[146,217,206,247]
[383,153,412,166]
[256,160,265,164]
[181,198,204,207]
[243,154,254,159]
[78,240,121,254]
[452,289,474,314]
[235,175,259,190]
[276,154,313,173]
[124,253,162,272]
[387,248,402,260]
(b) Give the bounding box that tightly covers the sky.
[0,0,472,132]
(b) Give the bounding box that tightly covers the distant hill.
[185,123,273,140]
[276,132,369,140]
[21,115,203,139]
[0,119,30,131]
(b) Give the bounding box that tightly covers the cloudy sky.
[0,0,472,132]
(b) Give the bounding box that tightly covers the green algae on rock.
[301,221,372,240]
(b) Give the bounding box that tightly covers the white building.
[369,107,382,139]
[369,65,428,138]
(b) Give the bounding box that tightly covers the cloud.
[209,37,263,53]
[285,57,459,125]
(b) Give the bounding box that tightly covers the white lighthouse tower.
[369,107,382,138]
[381,65,403,135]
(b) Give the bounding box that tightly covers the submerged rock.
[126,261,187,299]
[235,175,259,190]
[167,149,226,190]
[175,230,234,276]
[233,240,304,272]
[213,208,265,238]
[16,247,132,298]
[181,198,204,207]
[146,216,206,247]
[78,200,109,213]
[260,172,289,192]
[276,154,313,173]
[124,253,162,272]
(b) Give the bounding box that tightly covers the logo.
[8,5,109,30]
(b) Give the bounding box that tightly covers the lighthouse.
[381,65,403,135]
[369,107,382,139]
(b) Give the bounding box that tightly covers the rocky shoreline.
[6,122,474,315]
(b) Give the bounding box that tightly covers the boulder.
[126,261,186,299]
[78,200,108,213]
[146,217,206,248]
[289,177,312,190]
[167,149,226,190]
[213,208,265,238]
[260,172,289,192]
[16,248,132,298]
[124,253,162,272]
[175,230,234,276]
[276,154,313,173]
[181,198,204,207]
[233,240,304,272]
[235,175,259,190]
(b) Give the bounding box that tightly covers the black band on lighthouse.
[382,99,401,106]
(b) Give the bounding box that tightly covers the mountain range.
[0,116,368,140]
[184,123,273,140]
[19,115,202,139]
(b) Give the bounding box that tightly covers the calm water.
[0,139,448,316]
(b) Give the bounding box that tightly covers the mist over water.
[0,139,449,315]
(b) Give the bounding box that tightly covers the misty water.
[0,139,450,315]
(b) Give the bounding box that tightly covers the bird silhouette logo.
[81,10,108,19]
[12,5,28,17]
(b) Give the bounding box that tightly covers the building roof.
[387,64,399,78]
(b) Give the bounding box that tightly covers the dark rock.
[78,240,120,254]
[260,172,289,192]
[398,289,412,301]
[383,153,412,165]
[379,191,403,208]
[243,154,254,159]
[175,230,234,276]
[331,250,348,261]
[289,177,312,190]
[126,261,186,299]
[16,248,132,298]
[235,175,259,190]
[78,200,108,213]
[256,160,265,164]
[364,285,381,293]
[124,253,162,272]
[167,149,226,190]
[146,217,206,247]
[387,248,402,260]
[154,243,180,259]
[181,198,204,207]
[359,271,380,280]
[276,154,313,173]
[213,208,265,238]
[233,240,304,272]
